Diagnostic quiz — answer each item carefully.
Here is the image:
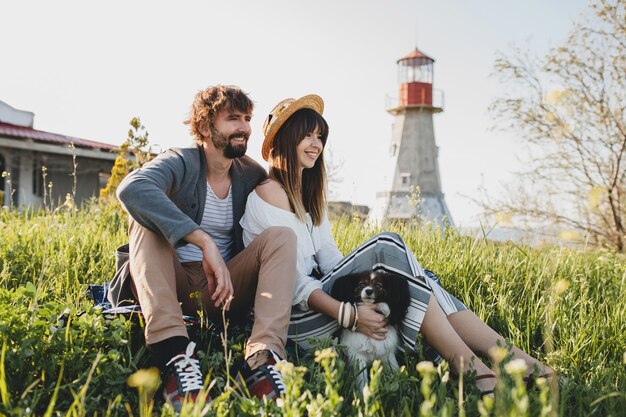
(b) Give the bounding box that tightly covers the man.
[116,85,296,410]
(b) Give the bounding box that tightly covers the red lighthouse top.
[395,47,440,110]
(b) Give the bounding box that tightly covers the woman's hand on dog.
[357,304,388,340]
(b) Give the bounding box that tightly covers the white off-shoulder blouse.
[240,190,343,310]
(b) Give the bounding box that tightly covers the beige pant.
[128,218,297,359]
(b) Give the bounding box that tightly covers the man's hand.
[184,230,233,310]
[201,242,233,310]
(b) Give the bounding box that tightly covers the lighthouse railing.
[385,89,444,111]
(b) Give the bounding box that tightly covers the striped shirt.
[176,183,234,263]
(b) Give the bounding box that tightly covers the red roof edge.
[398,47,435,62]
[0,122,118,152]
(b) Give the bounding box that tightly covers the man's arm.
[117,149,201,247]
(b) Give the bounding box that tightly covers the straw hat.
[262,94,324,161]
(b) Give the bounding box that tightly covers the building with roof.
[0,100,117,208]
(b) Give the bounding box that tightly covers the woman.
[240,95,554,395]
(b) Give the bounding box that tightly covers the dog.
[330,270,410,389]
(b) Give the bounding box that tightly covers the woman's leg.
[288,308,338,348]
[289,232,467,360]
[324,232,468,354]
[447,310,554,376]
[289,231,426,346]
[316,232,439,351]
[421,296,496,393]
[297,232,468,353]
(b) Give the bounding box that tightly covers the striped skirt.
[288,231,467,357]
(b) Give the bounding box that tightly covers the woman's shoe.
[523,371,557,389]
[476,373,497,398]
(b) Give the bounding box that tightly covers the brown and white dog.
[330,271,410,389]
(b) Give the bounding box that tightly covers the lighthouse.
[372,47,453,226]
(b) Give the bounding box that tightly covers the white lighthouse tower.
[372,47,453,226]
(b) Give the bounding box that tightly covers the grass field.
[0,201,624,416]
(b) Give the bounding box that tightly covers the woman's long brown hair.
[269,108,328,225]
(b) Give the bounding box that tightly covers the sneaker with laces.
[162,341,206,411]
[236,350,287,400]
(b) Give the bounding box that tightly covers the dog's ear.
[385,273,410,325]
[330,273,357,302]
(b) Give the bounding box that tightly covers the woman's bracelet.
[342,302,352,328]
[337,301,354,329]
[350,303,359,332]
[337,301,345,328]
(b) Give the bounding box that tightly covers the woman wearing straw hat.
[240,94,555,395]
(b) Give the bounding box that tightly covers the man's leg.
[172,227,296,400]
[179,226,297,360]
[128,218,189,347]
[226,226,297,362]
[128,218,206,409]
[176,226,295,401]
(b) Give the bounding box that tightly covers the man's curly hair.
[184,85,254,145]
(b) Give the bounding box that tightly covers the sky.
[1,0,591,226]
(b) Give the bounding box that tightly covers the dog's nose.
[365,288,373,296]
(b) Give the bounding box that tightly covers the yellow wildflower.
[127,367,160,392]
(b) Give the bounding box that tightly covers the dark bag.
[107,243,135,307]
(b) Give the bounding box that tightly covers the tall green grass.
[0,204,624,416]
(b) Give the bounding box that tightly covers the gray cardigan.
[117,146,267,254]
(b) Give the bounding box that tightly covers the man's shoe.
[237,350,287,400]
[162,341,206,411]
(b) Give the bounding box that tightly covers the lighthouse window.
[399,58,433,84]
[408,66,419,82]
[401,173,410,186]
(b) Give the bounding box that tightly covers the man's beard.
[211,128,249,159]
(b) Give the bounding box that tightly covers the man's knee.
[258,226,297,248]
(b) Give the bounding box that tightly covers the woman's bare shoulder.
[255,179,292,212]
